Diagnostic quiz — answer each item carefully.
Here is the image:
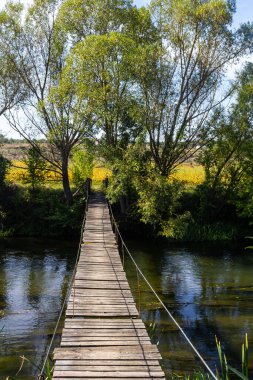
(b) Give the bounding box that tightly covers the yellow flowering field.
[7,161,112,185]
[7,161,204,187]
[91,165,205,186]
[92,167,112,182]
[6,161,27,183]
[6,161,63,185]
[171,164,205,185]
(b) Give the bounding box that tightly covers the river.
[0,237,253,378]
[0,238,77,379]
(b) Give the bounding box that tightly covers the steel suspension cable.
[108,202,218,380]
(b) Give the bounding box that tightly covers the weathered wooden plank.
[54,346,162,360]
[62,330,149,337]
[63,322,146,329]
[60,341,151,347]
[65,312,139,317]
[68,297,135,302]
[68,291,133,298]
[54,360,161,366]
[72,282,131,290]
[54,365,161,371]
[63,323,146,329]
[66,307,138,313]
[75,274,127,280]
[53,371,165,378]
[67,303,136,308]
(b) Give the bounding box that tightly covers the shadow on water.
[0,238,77,379]
[124,239,253,378]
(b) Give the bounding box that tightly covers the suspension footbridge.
[39,190,217,380]
[51,192,165,379]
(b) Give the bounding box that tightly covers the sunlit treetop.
[150,0,236,33]
[57,0,133,40]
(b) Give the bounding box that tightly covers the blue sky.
[1,0,253,138]
[233,0,253,28]
[134,0,149,6]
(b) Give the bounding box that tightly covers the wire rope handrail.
[108,202,218,380]
[37,180,91,380]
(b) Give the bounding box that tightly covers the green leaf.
[227,365,249,380]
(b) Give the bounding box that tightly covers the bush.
[0,184,87,238]
[0,154,10,186]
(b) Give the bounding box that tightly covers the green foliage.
[171,335,249,380]
[130,0,243,177]
[0,0,253,238]
[0,132,15,144]
[4,356,53,380]
[57,0,132,40]
[0,205,11,237]
[171,370,211,380]
[61,31,139,156]
[160,211,193,240]
[0,154,10,185]
[72,146,94,188]
[195,63,253,228]
[135,175,183,227]
[106,140,186,233]
[0,184,86,238]
[241,334,249,379]
[0,2,26,117]
[23,147,46,190]
[238,22,253,53]
[215,334,249,380]
[106,137,150,204]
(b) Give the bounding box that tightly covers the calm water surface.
[0,237,253,378]
[0,238,77,379]
[125,239,253,377]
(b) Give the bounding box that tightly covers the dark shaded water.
[0,237,253,378]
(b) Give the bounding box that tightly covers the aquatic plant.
[5,357,53,380]
[171,370,211,380]
[215,334,249,380]
[170,334,249,380]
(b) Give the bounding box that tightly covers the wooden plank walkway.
[53,192,165,379]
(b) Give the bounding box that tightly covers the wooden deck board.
[52,192,164,379]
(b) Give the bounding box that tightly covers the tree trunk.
[62,158,73,205]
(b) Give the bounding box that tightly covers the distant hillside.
[0,143,29,161]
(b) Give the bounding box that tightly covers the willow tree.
[132,0,248,177]
[0,0,93,204]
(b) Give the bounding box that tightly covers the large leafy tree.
[202,63,253,191]
[58,2,156,161]
[196,62,253,222]
[0,0,93,204]
[132,0,248,177]
[61,32,140,159]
